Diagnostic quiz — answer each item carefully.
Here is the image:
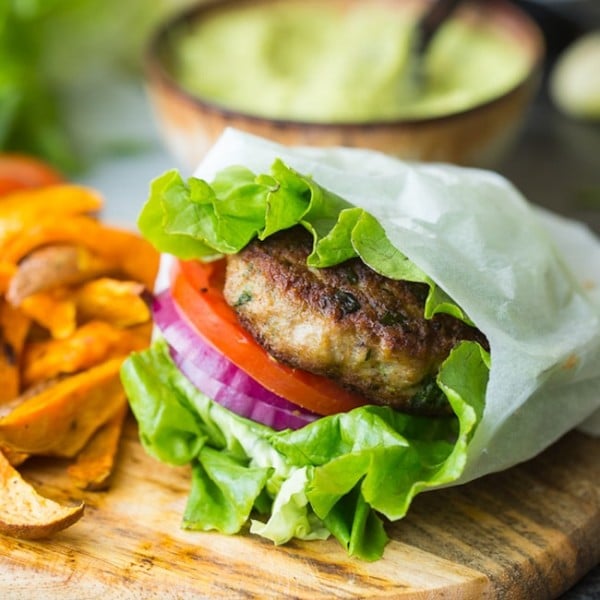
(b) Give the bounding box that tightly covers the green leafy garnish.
[122,339,489,561]
[140,160,473,322]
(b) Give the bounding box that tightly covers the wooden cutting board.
[1,417,598,599]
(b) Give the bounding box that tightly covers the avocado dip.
[168,1,531,123]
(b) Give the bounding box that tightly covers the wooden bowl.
[145,0,544,169]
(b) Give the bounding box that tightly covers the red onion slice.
[152,291,318,430]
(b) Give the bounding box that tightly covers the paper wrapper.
[178,128,600,486]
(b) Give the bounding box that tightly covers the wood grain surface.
[1,417,598,599]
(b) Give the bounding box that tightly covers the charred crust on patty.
[224,226,488,416]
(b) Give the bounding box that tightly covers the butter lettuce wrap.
[121,129,600,561]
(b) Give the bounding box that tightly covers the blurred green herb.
[0,0,191,174]
[0,1,79,171]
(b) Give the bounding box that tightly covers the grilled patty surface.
[223,227,487,415]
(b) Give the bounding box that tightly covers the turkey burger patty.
[224,226,488,416]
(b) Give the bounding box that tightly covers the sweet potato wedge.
[0,262,16,295]
[19,290,76,340]
[0,445,29,467]
[0,450,84,539]
[0,186,102,251]
[67,401,128,491]
[0,300,30,402]
[1,215,159,289]
[0,184,100,217]
[0,154,63,196]
[6,244,116,306]
[22,320,151,387]
[75,278,152,327]
[0,172,159,527]
[0,358,125,458]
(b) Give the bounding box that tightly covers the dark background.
[500,0,600,237]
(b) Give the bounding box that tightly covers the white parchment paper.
[189,128,600,485]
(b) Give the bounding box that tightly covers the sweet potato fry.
[0,183,101,217]
[0,262,16,295]
[1,215,159,288]
[0,378,61,419]
[0,185,102,247]
[19,290,76,339]
[0,169,159,524]
[67,401,128,491]
[0,300,30,402]
[75,278,152,327]
[6,244,117,306]
[0,446,28,467]
[22,320,151,387]
[0,450,84,539]
[0,358,125,458]
[0,154,64,197]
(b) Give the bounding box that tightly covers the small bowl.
[145,0,544,169]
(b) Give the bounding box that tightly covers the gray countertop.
[561,565,600,600]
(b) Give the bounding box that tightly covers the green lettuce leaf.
[140,161,473,322]
[185,448,271,535]
[0,0,191,172]
[121,338,489,561]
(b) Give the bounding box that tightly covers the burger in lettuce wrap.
[121,130,600,561]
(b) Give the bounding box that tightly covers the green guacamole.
[169,1,530,122]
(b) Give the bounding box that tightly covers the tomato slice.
[171,259,369,416]
[0,154,63,196]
